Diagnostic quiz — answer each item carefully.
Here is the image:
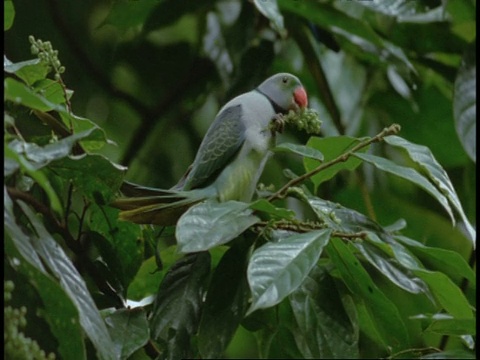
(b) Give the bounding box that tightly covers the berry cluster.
[4,280,56,360]
[283,107,323,134]
[29,35,65,80]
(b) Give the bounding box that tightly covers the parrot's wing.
[181,104,246,190]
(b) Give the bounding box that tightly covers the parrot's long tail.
[110,181,205,226]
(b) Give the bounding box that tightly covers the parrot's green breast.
[215,148,269,203]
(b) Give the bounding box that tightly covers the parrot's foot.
[270,113,286,135]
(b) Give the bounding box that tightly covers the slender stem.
[268,124,401,202]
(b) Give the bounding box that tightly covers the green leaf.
[354,241,430,295]
[105,308,149,360]
[304,136,367,191]
[274,142,324,161]
[353,152,455,224]
[198,242,251,358]
[247,229,332,315]
[411,314,476,336]
[4,57,49,85]
[5,145,63,214]
[413,270,474,320]
[89,205,144,291]
[305,194,391,242]
[5,191,86,360]
[176,200,260,253]
[4,0,14,30]
[17,201,117,360]
[7,128,96,170]
[4,77,62,112]
[395,235,475,287]
[250,198,295,220]
[384,135,476,247]
[289,265,359,359]
[326,238,410,351]
[253,0,286,37]
[127,247,182,302]
[103,0,158,30]
[453,41,476,163]
[150,253,211,360]
[50,153,126,203]
[34,79,71,105]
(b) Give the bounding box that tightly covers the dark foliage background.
[4,0,476,359]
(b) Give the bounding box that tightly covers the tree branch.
[268,123,401,202]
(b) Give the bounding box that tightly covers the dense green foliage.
[4,0,476,359]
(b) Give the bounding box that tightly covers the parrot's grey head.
[256,73,308,113]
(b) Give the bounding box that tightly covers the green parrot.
[111,73,308,225]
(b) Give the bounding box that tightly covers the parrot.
[111,73,308,225]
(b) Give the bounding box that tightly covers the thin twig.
[268,123,401,202]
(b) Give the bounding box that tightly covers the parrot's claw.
[270,113,286,135]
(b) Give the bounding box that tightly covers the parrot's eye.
[282,76,288,84]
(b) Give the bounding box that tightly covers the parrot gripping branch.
[267,123,401,202]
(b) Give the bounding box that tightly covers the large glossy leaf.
[354,241,429,295]
[176,200,260,253]
[304,136,367,191]
[198,242,250,358]
[250,198,295,220]
[326,238,409,351]
[453,41,476,163]
[150,252,210,360]
[384,135,476,247]
[247,229,331,315]
[17,202,117,360]
[289,265,359,358]
[4,77,63,112]
[353,152,455,224]
[7,128,96,170]
[5,192,85,360]
[105,308,149,360]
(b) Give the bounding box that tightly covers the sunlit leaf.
[247,229,331,314]
[353,152,455,224]
[385,135,476,247]
[176,200,260,253]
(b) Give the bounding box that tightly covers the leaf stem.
[268,123,401,202]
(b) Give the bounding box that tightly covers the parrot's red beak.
[293,86,308,108]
